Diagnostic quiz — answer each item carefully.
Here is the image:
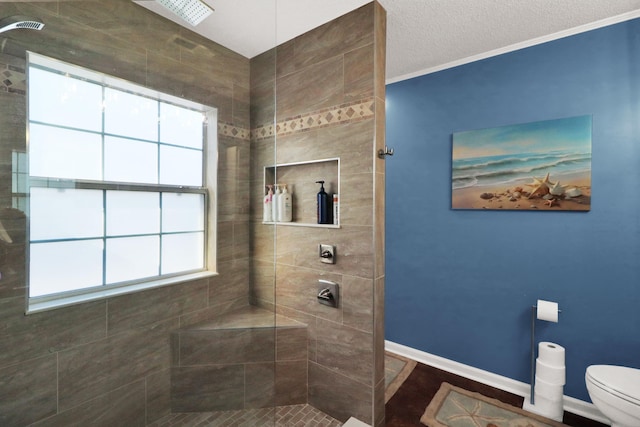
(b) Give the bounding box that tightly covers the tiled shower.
[0,1,386,425]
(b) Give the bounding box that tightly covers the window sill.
[26,271,218,315]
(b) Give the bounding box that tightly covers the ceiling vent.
[155,0,213,26]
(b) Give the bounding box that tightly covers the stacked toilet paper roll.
[534,341,565,421]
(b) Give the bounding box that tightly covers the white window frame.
[25,52,218,314]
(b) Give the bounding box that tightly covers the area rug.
[385,352,417,403]
[421,382,568,427]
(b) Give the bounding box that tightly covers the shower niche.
[263,157,340,228]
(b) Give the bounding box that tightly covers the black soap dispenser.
[316,180,330,224]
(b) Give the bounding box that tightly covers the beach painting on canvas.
[452,115,592,211]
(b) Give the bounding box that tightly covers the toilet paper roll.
[537,299,559,322]
[532,392,564,421]
[538,342,565,367]
[535,376,565,396]
[536,359,566,385]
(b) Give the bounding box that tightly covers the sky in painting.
[452,115,592,160]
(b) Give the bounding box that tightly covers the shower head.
[0,15,45,35]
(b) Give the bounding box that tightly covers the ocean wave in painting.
[452,150,591,190]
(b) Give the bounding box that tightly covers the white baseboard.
[385,340,610,425]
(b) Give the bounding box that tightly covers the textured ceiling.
[382,0,640,82]
[135,0,640,83]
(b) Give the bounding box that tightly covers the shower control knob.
[319,244,336,264]
[317,280,339,308]
[317,288,334,300]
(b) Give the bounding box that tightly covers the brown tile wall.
[0,0,251,425]
[249,3,386,425]
[0,0,385,424]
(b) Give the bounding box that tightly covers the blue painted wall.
[385,18,640,401]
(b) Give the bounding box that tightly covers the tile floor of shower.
[148,403,342,426]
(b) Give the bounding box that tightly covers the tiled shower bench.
[170,306,308,412]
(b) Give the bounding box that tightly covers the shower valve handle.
[317,288,334,301]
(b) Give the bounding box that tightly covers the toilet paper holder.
[529,302,562,405]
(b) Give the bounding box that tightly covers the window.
[26,53,217,313]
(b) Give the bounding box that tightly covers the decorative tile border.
[0,61,26,95]
[277,97,375,137]
[218,122,250,140]
[250,97,375,141]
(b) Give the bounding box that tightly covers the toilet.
[585,365,640,427]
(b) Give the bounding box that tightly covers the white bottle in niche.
[263,185,273,222]
[279,184,292,222]
[271,184,280,222]
[333,193,339,225]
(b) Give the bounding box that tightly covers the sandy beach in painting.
[452,170,591,210]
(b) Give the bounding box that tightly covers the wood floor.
[384,354,608,427]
